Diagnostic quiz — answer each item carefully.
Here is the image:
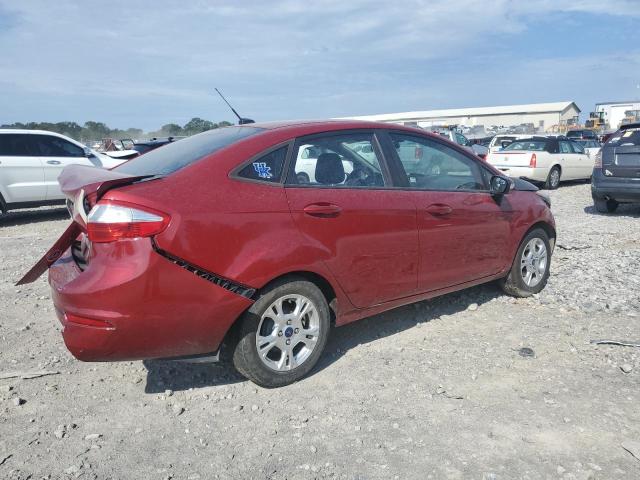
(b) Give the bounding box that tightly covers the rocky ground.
[1,182,639,480]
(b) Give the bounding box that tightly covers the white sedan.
[0,129,127,216]
[486,136,594,189]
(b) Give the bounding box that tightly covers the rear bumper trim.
[151,239,256,299]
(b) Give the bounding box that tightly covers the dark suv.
[592,122,640,213]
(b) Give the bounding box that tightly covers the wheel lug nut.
[278,331,283,337]
[294,328,299,334]
[286,339,291,345]
[286,320,292,325]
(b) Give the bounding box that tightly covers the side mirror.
[83,147,93,158]
[490,175,510,196]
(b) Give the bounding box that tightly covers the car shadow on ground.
[0,207,68,227]
[142,283,504,393]
[583,203,640,218]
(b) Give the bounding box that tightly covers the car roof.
[0,128,72,136]
[620,122,640,130]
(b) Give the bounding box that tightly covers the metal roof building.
[341,101,581,134]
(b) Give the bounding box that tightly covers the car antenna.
[214,88,255,125]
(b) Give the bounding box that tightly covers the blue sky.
[0,0,639,130]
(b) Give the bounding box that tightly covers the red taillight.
[594,150,602,168]
[529,153,537,168]
[87,201,169,243]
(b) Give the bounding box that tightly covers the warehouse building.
[342,101,581,134]
[594,101,640,129]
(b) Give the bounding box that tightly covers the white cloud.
[0,0,638,128]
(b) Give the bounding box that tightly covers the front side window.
[286,133,386,188]
[390,133,487,191]
[0,134,38,156]
[236,146,287,183]
[570,142,585,154]
[559,141,573,154]
[35,135,84,157]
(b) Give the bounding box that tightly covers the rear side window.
[503,140,547,151]
[0,134,38,156]
[570,142,585,154]
[115,126,263,176]
[236,146,288,183]
[606,128,640,147]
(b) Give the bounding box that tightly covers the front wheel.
[500,228,551,297]
[232,278,330,388]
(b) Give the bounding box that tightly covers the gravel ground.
[1,183,639,480]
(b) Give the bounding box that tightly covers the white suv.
[0,130,126,216]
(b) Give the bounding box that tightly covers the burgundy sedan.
[20,120,555,387]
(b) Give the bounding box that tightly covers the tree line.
[0,118,234,142]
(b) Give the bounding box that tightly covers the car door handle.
[303,203,342,217]
[425,203,453,216]
[46,160,61,165]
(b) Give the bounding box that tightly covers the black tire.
[232,278,330,388]
[0,193,7,220]
[500,228,551,298]
[544,166,561,190]
[594,198,618,213]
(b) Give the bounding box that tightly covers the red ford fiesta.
[20,120,555,387]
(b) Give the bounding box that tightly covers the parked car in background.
[575,139,601,158]
[0,130,126,217]
[433,129,489,159]
[132,136,185,155]
[486,136,594,189]
[591,122,640,213]
[19,120,555,387]
[488,134,535,154]
[566,129,598,141]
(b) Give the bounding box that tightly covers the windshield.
[115,126,263,176]
[502,140,547,151]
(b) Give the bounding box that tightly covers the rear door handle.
[425,203,453,216]
[46,160,61,165]
[303,203,342,217]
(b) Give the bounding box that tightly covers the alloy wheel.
[255,294,320,371]
[520,237,548,287]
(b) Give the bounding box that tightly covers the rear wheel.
[0,194,7,220]
[500,228,551,297]
[594,198,618,213]
[544,166,561,190]
[232,278,330,388]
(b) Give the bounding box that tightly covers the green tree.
[183,117,215,135]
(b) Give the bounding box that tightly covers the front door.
[384,131,513,293]
[285,131,419,308]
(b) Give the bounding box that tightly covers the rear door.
[284,131,419,308]
[558,140,579,180]
[383,131,512,293]
[33,134,95,200]
[603,127,640,178]
[0,133,45,203]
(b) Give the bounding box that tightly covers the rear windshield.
[606,127,640,147]
[502,140,547,151]
[115,126,263,176]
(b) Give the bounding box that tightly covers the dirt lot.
[1,183,639,480]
